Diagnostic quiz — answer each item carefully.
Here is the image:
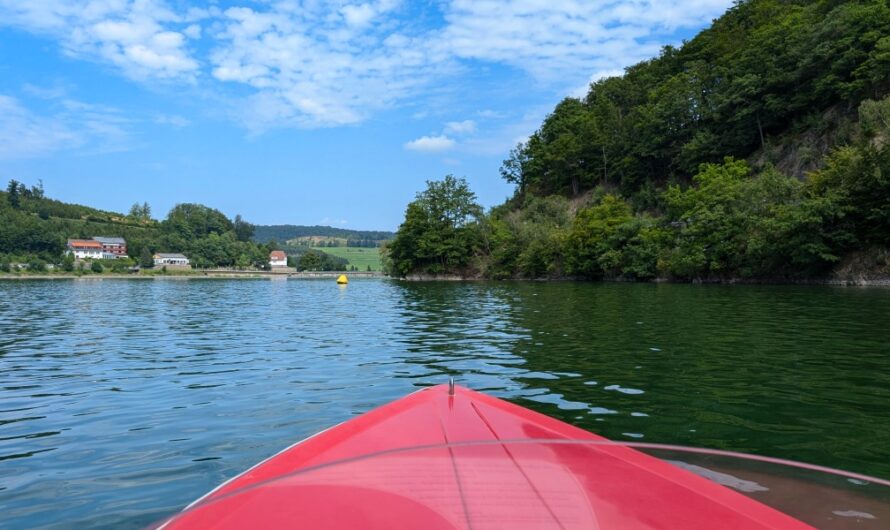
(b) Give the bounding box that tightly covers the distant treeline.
[253,225,394,244]
[289,238,383,248]
[386,0,890,281]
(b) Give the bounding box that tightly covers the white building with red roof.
[269,250,288,268]
[66,239,103,259]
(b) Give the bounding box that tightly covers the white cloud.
[463,104,555,156]
[444,120,476,135]
[208,0,731,130]
[183,24,201,39]
[0,95,81,158]
[155,114,190,127]
[341,4,375,28]
[404,135,456,152]
[320,217,348,226]
[209,2,448,130]
[0,0,201,80]
[438,1,731,82]
[477,109,506,119]
[22,82,68,100]
[570,68,627,98]
[0,1,734,130]
[0,95,131,159]
[342,0,401,28]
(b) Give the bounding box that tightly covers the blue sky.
[0,1,732,231]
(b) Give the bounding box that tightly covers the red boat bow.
[158,384,814,529]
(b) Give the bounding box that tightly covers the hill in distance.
[253,225,394,244]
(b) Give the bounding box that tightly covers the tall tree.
[140,247,154,268]
[6,180,21,208]
[31,180,45,200]
[233,214,255,242]
[500,144,530,197]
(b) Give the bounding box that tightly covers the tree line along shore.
[0,183,385,276]
[383,0,890,284]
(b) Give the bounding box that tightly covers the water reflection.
[0,279,888,528]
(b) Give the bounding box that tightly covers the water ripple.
[0,280,888,528]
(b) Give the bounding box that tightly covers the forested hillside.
[386,0,890,281]
[0,181,276,270]
[253,225,394,244]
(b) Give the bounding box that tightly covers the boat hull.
[159,384,813,529]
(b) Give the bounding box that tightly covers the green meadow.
[312,247,382,271]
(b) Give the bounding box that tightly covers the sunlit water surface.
[1,279,888,528]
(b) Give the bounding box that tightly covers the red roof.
[68,239,102,249]
[270,251,287,259]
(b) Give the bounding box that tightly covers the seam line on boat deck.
[470,401,570,530]
[437,404,474,530]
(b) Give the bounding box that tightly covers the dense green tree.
[386,176,483,276]
[565,195,635,278]
[91,261,103,273]
[297,249,347,271]
[299,250,323,271]
[128,202,152,222]
[500,0,890,201]
[233,214,255,242]
[6,180,21,208]
[810,145,890,248]
[163,203,233,243]
[484,196,571,279]
[140,247,154,268]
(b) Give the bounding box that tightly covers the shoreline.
[0,271,386,281]
[3,272,889,286]
[401,273,890,287]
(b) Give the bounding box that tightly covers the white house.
[269,250,288,268]
[66,237,128,260]
[66,239,104,259]
[153,253,190,267]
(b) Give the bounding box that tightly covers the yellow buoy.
[336,274,348,284]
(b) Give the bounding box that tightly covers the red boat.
[156,384,887,529]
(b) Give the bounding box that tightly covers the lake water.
[1,279,889,528]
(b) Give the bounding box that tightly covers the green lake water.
[0,279,888,528]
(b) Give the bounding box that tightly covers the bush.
[0,261,10,273]
[90,261,103,273]
[62,254,75,272]
[564,194,634,278]
[28,259,47,272]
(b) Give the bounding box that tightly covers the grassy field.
[312,247,383,271]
